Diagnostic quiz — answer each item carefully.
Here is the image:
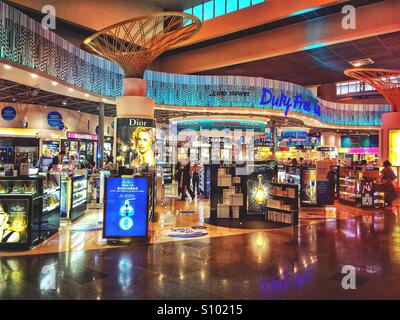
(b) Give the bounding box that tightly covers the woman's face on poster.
[136,131,152,154]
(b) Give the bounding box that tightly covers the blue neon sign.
[260,88,321,117]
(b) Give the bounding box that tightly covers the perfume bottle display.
[119,200,135,231]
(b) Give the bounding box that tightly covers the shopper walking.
[326,165,337,205]
[181,162,195,200]
[192,162,201,196]
[380,160,397,208]
[175,161,183,197]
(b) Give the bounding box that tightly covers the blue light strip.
[144,71,390,127]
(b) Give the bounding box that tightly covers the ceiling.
[196,31,400,86]
[162,0,383,58]
[0,79,116,116]
[149,0,208,10]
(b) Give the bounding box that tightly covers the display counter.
[60,171,88,221]
[338,166,384,208]
[208,162,299,226]
[0,174,60,250]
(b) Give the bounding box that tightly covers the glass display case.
[300,167,317,207]
[72,175,88,209]
[41,173,61,238]
[60,171,88,221]
[0,178,38,195]
[0,176,43,250]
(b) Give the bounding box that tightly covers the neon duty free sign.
[260,88,321,118]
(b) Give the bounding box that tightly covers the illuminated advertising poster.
[0,199,29,244]
[116,118,155,168]
[389,130,400,166]
[103,177,148,239]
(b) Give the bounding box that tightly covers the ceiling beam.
[152,0,400,74]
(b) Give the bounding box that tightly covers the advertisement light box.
[103,176,149,240]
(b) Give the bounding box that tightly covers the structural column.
[381,112,400,165]
[98,102,105,167]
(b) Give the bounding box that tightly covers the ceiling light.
[68,88,74,92]
[349,58,374,67]
[84,93,90,97]
[31,73,38,79]
[4,65,12,70]
[51,81,58,86]
[62,100,67,105]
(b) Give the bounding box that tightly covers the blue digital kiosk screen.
[104,176,149,239]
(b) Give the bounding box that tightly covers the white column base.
[116,96,155,119]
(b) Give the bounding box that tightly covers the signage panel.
[47,111,62,127]
[1,106,16,121]
[103,176,149,239]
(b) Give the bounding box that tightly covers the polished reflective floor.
[1,197,400,299]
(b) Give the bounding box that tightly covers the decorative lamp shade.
[344,68,400,112]
[83,12,201,79]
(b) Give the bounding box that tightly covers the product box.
[218,168,226,176]
[223,188,235,197]
[232,206,240,218]
[223,195,232,205]
[287,188,296,198]
[232,176,241,184]
[231,193,243,206]
[218,175,232,187]
[217,203,230,218]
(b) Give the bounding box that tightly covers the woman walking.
[380,160,397,208]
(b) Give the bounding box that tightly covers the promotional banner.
[316,161,331,206]
[103,176,149,239]
[1,106,16,121]
[116,118,155,168]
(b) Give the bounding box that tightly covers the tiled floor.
[1,197,400,299]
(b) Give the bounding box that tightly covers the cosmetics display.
[300,167,317,206]
[215,167,244,219]
[0,176,59,250]
[339,166,384,208]
[60,170,88,221]
[265,183,299,225]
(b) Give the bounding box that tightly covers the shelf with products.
[60,170,88,221]
[265,183,299,225]
[0,179,38,195]
[72,198,86,209]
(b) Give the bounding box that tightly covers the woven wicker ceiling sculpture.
[345,68,400,112]
[83,12,201,79]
